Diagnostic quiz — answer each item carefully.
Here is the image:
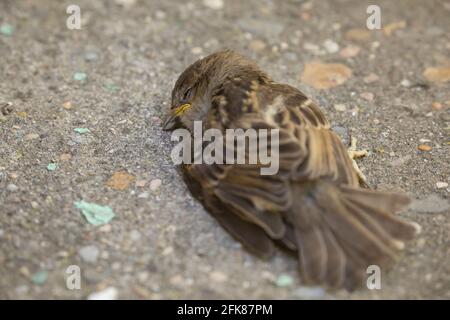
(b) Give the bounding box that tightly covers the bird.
[162,49,420,290]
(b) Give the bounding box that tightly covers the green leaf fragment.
[74,127,90,134]
[31,270,48,285]
[47,163,58,171]
[73,72,87,81]
[74,200,115,226]
[0,24,14,36]
[275,274,294,287]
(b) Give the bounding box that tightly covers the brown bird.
[162,50,420,290]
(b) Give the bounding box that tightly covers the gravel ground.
[0,0,449,299]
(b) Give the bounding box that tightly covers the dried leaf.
[106,171,135,190]
[418,144,432,151]
[301,62,352,89]
[384,21,406,36]
[423,66,450,83]
[74,200,115,226]
[345,28,371,41]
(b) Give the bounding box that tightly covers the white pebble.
[191,47,203,54]
[78,245,99,264]
[149,179,162,191]
[436,182,448,189]
[130,230,141,242]
[138,192,149,199]
[323,39,339,53]
[87,287,118,300]
[401,79,411,87]
[209,271,228,283]
[334,104,347,112]
[203,0,223,10]
[6,183,19,192]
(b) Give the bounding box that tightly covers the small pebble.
[436,182,448,189]
[339,45,360,58]
[332,126,348,140]
[88,287,118,300]
[130,230,141,242]
[84,52,98,61]
[334,104,347,112]
[25,133,39,140]
[275,274,294,287]
[6,183,19,192]
[79,245,100,263]
[191,47,203,55]
[170,274,184,286]
[115,0,136,7]
[418,144,432,151]
[209,271,228,283]
[98,224,112,232]
[293,286,325,299]
[401,79,411,87]
[323,39,339,53]
[138,192,149,199]
[360,92,374,101]
[62,101,73,110]
[155,10,166,20]
[149,179,162,191]
[431,102,443,110]
[303,42,321,54]
[249,39,266,52]
[203,0,224,10]
[280,42,289,50]
[15,285,29,295]
[60,153,72,161]
[135,180,147,187]
[20,266,30,277]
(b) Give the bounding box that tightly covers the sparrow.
[162,50,420,290]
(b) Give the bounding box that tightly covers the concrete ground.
[0,0,449,299]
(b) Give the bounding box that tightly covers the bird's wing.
[183,77,294,258]
[182,78,416,289]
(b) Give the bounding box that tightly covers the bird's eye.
[181,87,192,103]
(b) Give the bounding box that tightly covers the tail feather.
[288,181,419,289]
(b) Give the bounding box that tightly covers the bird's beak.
[162,103,191,131]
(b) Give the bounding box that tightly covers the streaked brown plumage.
[163,50,420,290]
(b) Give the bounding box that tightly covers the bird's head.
[162,49,265,132]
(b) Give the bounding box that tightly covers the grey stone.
[6,184,19,192]
[78,245,100,264]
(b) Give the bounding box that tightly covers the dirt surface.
[0,0,449,299]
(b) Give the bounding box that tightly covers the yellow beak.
[162,103,191,130]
